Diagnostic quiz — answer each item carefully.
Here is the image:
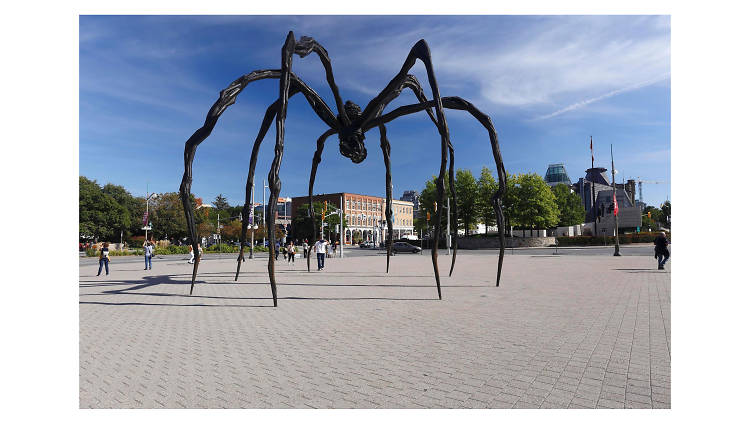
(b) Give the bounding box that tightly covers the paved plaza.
[79,250,670,408]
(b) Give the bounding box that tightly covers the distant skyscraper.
[400,190,420,221]
[544,163,572,187]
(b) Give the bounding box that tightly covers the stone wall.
[456,236,556,249]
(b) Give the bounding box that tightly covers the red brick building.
[290,192,414,245]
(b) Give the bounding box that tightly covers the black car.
[391,242,421,253]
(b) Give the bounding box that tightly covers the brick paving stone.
[80,252,670,408]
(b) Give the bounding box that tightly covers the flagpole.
[611,144,621,256]
[590,136,597,237]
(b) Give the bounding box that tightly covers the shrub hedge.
[555,232,670,246]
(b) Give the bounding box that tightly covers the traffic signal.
[647,211,651,219]
[434,201,437,212]
[426,211,430,221]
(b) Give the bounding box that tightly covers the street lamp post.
[262,181,268,248]
[143,190,158,243]
[340,195,344,258]
[446,195,451,255]
[611,144,621,256]
[249,177,255,259]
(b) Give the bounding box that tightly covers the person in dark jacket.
[654,231,670,270]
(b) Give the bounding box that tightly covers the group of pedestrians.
[93,232,670,276]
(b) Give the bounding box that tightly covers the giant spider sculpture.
[180,32,507,306]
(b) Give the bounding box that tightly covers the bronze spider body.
[179,32,507,306]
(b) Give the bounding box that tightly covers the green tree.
[642,205,664,231]
[79,176,129,242]
[292,202,347,242]
[551,184,585,227]
[477,167,499,233]
[514,173,559,232]
[149,192,198,241]
[455,169,479,235]
[660,200,671,228]
[101,183,143,240]
[502,173,521,232]
[413,216,428,234]
[418,174,450,234]
[212,194,230,211]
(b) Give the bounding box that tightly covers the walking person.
[302,239,308,259]
[314,237,328,270]
[97,242,110,276]
[188,244,195,264]
[143,240,154,270]
[654,231,670,270]
[274,241,280,260]
[287,241,297,264]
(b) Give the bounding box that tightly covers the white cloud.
[530,73,670,120]
[325,16,670,117]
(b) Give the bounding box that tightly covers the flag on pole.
[613,191,619,216]
[142,211,148,226]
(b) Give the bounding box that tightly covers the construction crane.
[636,178,664,206]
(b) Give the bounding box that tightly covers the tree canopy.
[292,202,346,242]
[477,167,499,233]
[455,169,479,234]
[212,194,230,211]
[79,177,130,242]
[80,177,201,243]
[512,173,560,230]
[418,174,449,233]
[551,183,585,227]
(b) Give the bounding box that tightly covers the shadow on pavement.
[79,301,274,308]
[79,273,453,306]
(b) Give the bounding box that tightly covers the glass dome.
[544,163,572,186]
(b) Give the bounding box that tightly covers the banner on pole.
[613,191,619,216]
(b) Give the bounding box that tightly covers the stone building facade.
[290,192,414,245]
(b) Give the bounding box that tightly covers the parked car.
[359,241,374,248]
[392,242,421,253]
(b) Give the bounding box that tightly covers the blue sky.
[79,15,670,207]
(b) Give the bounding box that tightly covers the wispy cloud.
[530,73,670,121]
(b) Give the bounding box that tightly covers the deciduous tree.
[79,176,129,242]
[477,167,499,233]
[552,183,585,227]
[455,169,479,235]
[514,173,559,232]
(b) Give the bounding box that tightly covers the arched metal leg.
[265,31,296,307]
[306,129,337,272]
[378,124,394,273]
[365,95,506,288]
[235,100,279,281]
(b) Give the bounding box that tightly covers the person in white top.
[314,237,328,271]
[143,240,154,270]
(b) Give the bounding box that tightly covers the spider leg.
[377,124,395,272]
[306,129,338,273]
[365,96,506,286]
[235,99,280,281]
[359,40,451,300]
[264,32,296,307]
[180,67,337,295]
[294,36,349,126]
